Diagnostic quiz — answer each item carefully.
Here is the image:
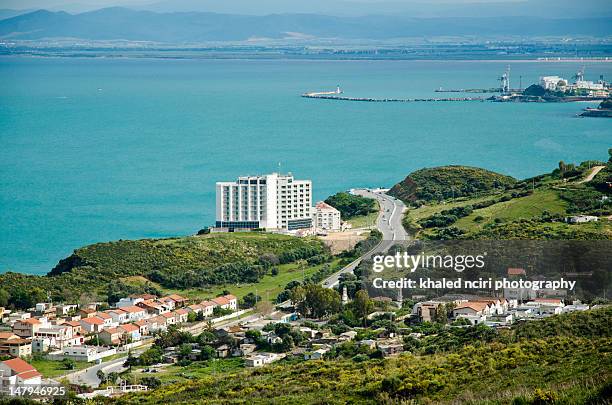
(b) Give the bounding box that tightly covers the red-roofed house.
[175,309,189,324]
[118,324,141,342]
[13,318,44,338]
[134,320,149,336]
[137,300,169,316]
[507,268,527,277]
[79,317,105,334]
[99,327,122,345]
[160,294,188,308]
[0,333,32,358]
[0,358,42,388]
[314,201,341,231]
[119,306,147,322]
[200,301,216,317]
[211,294,237,311]
[106,309,128,324]
[533,298,564,306]
[453,302,492,317]
[161,312,176,326]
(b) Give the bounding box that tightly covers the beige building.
[313,201,341,231]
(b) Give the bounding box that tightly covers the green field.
[454,189,567,233]
[124,258,345,303]
[131,358,244,385]
[30,358,89,378]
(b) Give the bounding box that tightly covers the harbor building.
[313,201,341,231]
[215,173,312,231]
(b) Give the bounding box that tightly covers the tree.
[199,345,215,361]
[241,292,260,309]
[293,284,341,319]
[140,376,161,389]
[96,370,107,384]
[0,289,9,307]
[62,358,76,370]
[352,290,374,327]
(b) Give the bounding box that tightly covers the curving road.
[322,189,408,288]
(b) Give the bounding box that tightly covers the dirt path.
[577,165,605,184]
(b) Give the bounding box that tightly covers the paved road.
[322,189,408,288]
[66,353,134,387]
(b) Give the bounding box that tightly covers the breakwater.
[301,93,485,102]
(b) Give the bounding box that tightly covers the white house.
[106,309,128,324]
[79,317,105,334]
[244,352,284,367]
[119,306,147,322]
[304,345,331,360]
[0,358,42,390]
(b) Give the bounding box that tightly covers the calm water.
[1,57,611,274]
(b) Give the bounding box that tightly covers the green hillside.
[113,308,612,405]
[402,154,612,240]
[0,233,327,309]
[388,165,516,204]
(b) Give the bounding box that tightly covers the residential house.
[377,341,404,357]
[215,345,230,358]
[161,312,176,326]
[62,321,82,336]
[133,320,150,336]
[106,309,128,324]
[245,352,284,367]
[212,294,238,311]
[95,312,115,328]
[137,300,169,316]
[118,324,141,342]
[99,328,123,345]
[119,306,147,322]
[56,304,78,316]
[33,325,81,351]
[79,317,105,334]
[13,318,45,338]
[78,308,97,319]
[174,309,189,324]
[55,345,116,362]
[160,294,188,309]
[304,345,331,360]
[0,333,32,358]
[0,358,42,390]
[200,301,216,317]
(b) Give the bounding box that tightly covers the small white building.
[48,345,117,362]
[313,201,341,231]
[567,215,599,224]
[540,76,568,90]
[244,352,284,367]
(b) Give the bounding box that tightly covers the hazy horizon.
[1,0,611,18]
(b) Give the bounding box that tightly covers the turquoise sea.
[0,57,611,274]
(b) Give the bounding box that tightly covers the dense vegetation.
[108,308,611,405]
[0,234,326,309]
[388,165,516,204]
[324,192,377,219]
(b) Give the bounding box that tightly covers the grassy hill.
[388,166,516,204]
[401,155,612,240]
[0,233,327,309]
[113,308,611,405]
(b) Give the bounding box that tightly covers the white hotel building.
[215,173,312,231]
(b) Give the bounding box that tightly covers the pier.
[301,93,485,102]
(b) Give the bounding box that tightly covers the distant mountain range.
[0,7,610,43]
[2,0,612,18]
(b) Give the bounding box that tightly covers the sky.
[0,0,611,17]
